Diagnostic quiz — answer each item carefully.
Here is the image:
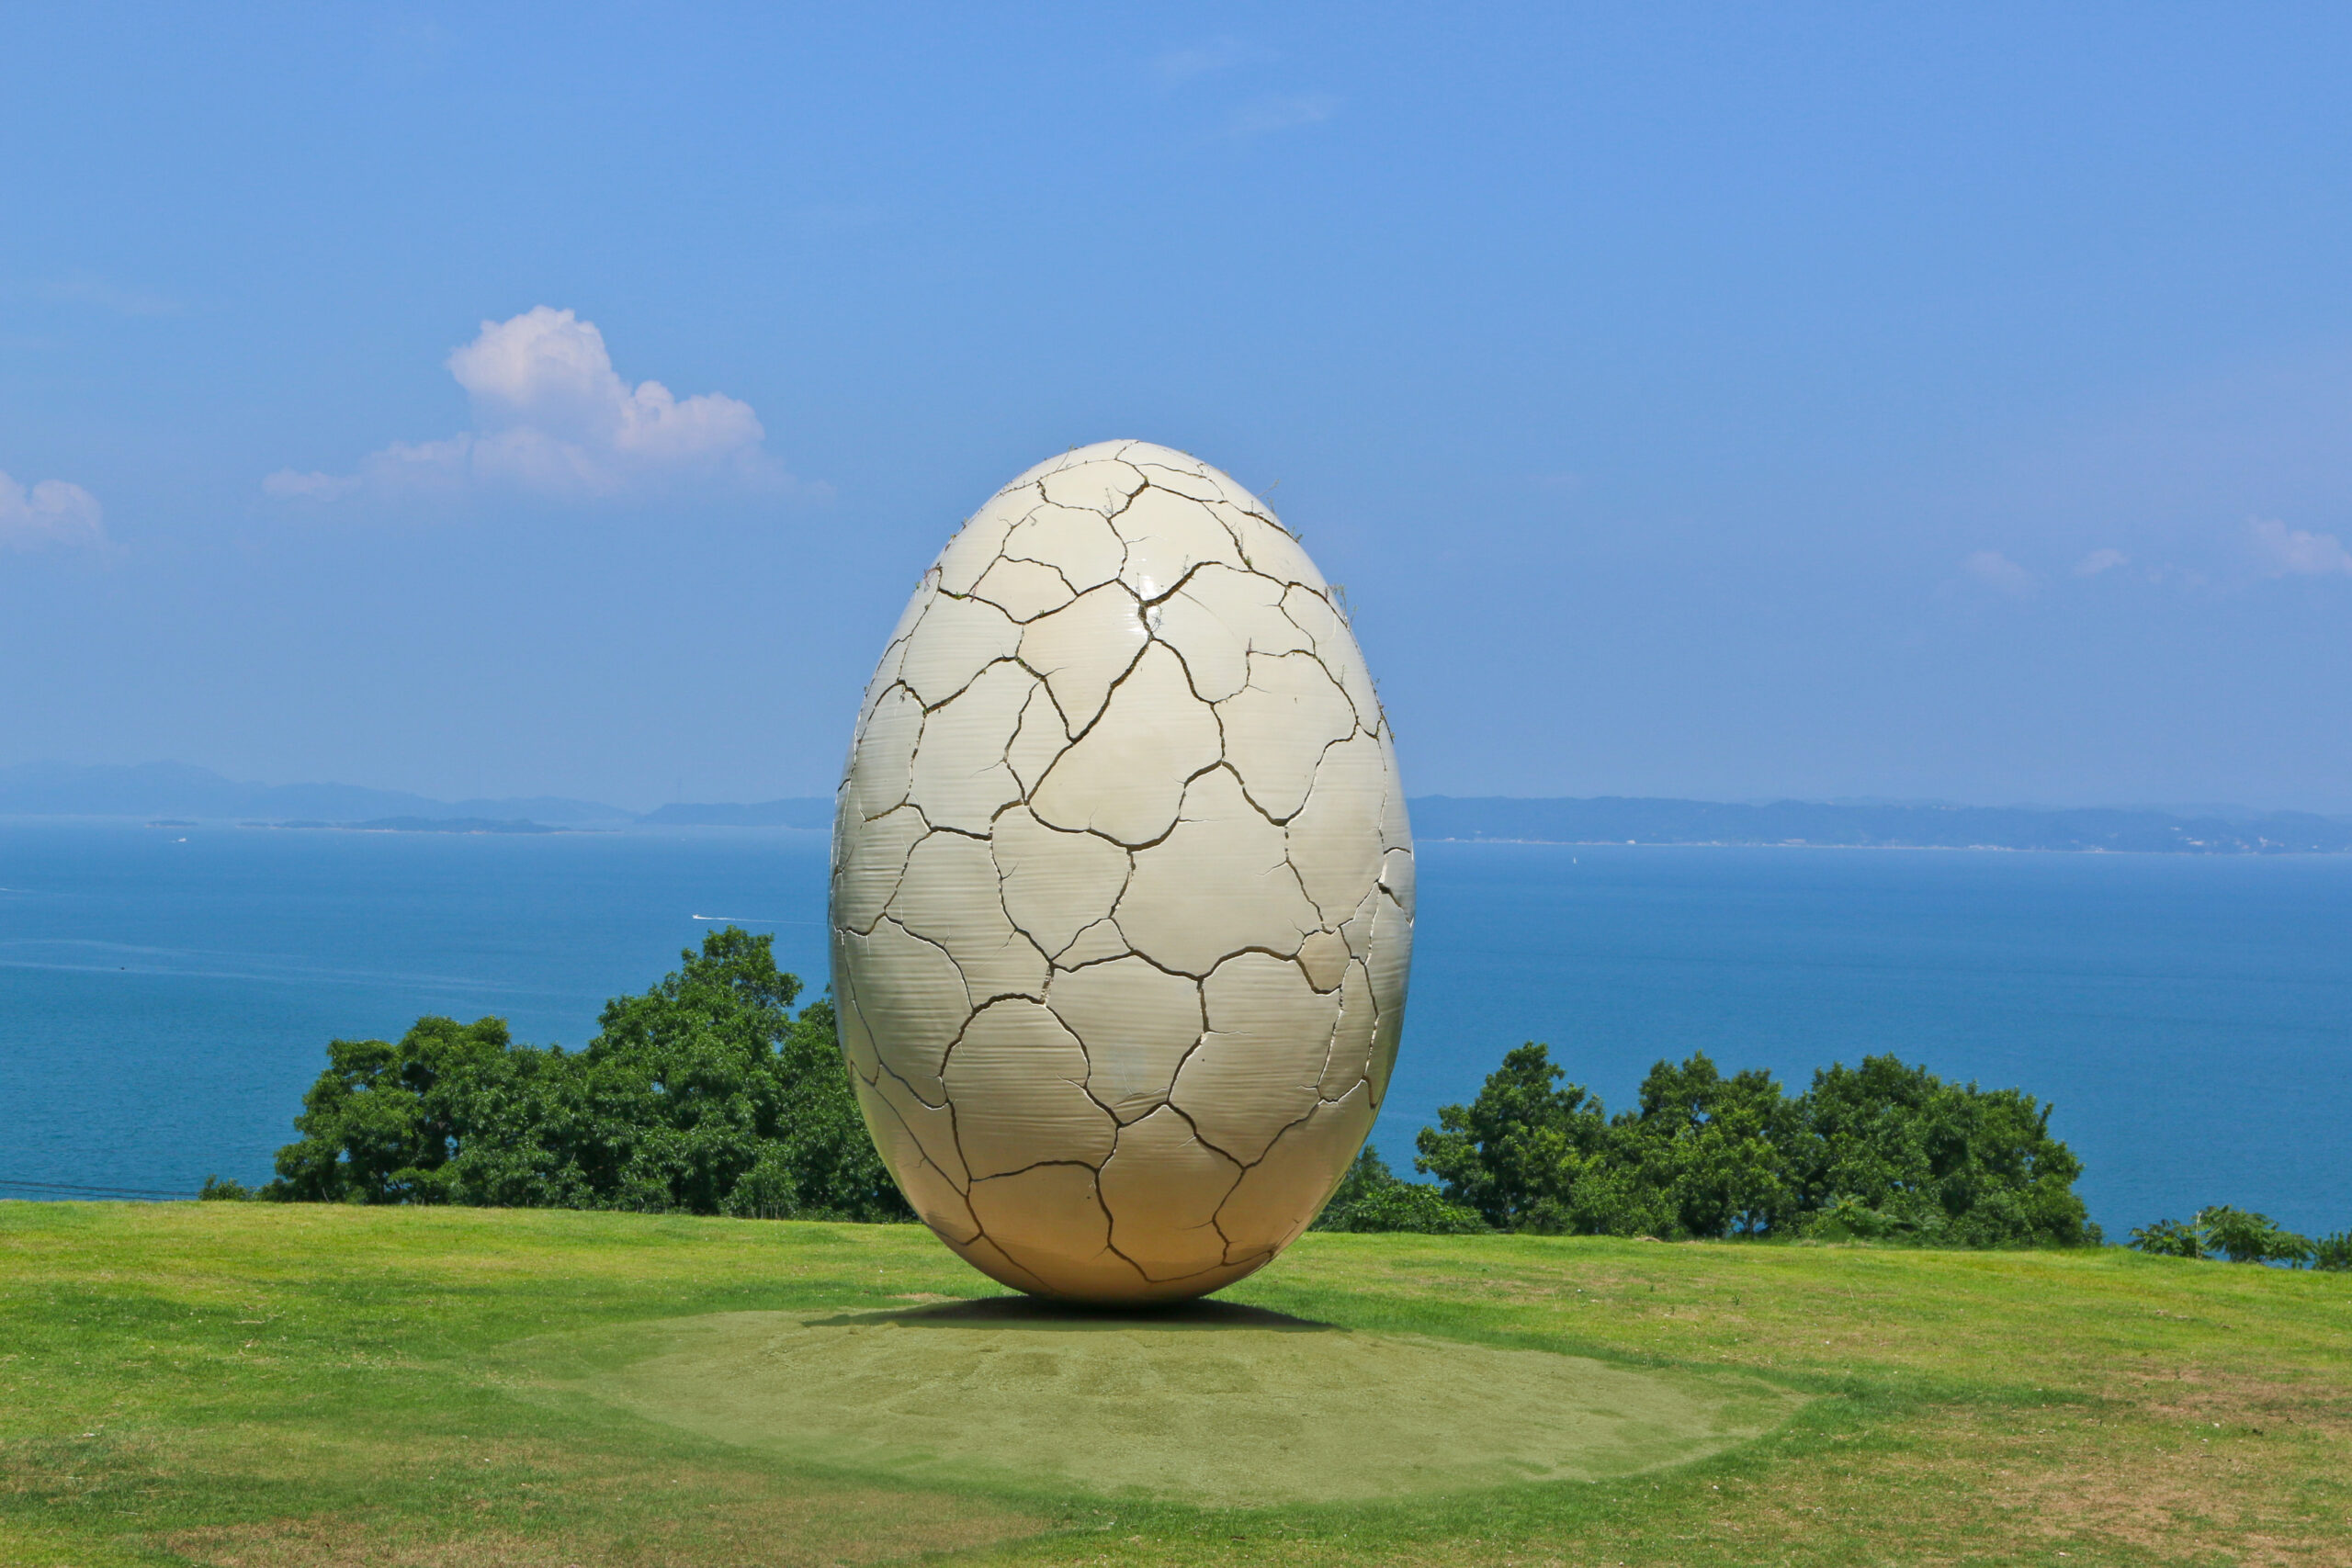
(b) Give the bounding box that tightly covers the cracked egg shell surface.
[830,440,1414,1305]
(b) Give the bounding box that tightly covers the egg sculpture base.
[830,442,1414,1305]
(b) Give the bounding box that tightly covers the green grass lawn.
[3,1201,2346,1567]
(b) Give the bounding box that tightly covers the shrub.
[1313,1148,1487,1234]
[1807,1193,1901,1241]
[2131,1209,2325,1265]
[2195,1206,2312,1265]
[2128,1218,2201,1258]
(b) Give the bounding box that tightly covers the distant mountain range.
[6,764,2350,852]
[0,762,632,826]
[637,799,834,829]
[1409,796,2352,853]
[273,817,568,835]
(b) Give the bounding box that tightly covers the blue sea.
[1,819,2346,1238]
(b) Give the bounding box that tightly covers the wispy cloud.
[2247,517,2352,577]
[266,307,797,505]
[0,469,107,552]
[1151,38,1333,143]
[1156,37,1273,83]
[1225,92,1340,141]
[2073,547,2129,577]
[27,276,182,316]
[1960,550,2037,597]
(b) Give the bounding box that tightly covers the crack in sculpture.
[833,441,1411,1303]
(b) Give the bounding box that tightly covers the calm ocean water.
[0,819,2345,1237]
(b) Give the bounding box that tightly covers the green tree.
[266,929,908,1222]
[2312,1232,2352,1271]
[1586,1054,1798,1239]
[1415,1042,2093,1247]
[1415,1043,1610,1232]
[2195,1206,2312,1266]
[1791,1055,2091,1247]
[268,1015,515,1203]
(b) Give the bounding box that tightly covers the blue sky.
[6,4,2352,812]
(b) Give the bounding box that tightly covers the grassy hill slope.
[2,1202,2346,1566]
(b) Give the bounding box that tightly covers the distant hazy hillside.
[0,762,629,826]
[637,799,833,829]
[277,817,567,835]
[14,764,2347,852]
[1408,795,2352,853]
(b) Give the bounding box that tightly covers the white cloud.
[2073,547,2129,577]
[0,469,107,552]
[2247,517,2352,577]
[1226,92,1340,141]
[1157,38,1273,82]
[261,468,361,501]
[266,307,789,504]
[1962,549,2036,596]
[18,275,182,316]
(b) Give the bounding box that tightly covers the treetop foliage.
[2129,1206,2340,1268]
[224,941,2335,1261]
[1407,1043,2096,1247]
[257,928,909,1222]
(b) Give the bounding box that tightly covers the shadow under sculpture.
[830,440,1415,1303]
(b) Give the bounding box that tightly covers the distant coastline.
[1408,796,2352,855]
[259,817,568,836]
[7,762,2352,854]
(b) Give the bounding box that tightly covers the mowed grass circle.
[560,1298,1797,1506]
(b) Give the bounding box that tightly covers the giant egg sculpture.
[830,441,1413,1304]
